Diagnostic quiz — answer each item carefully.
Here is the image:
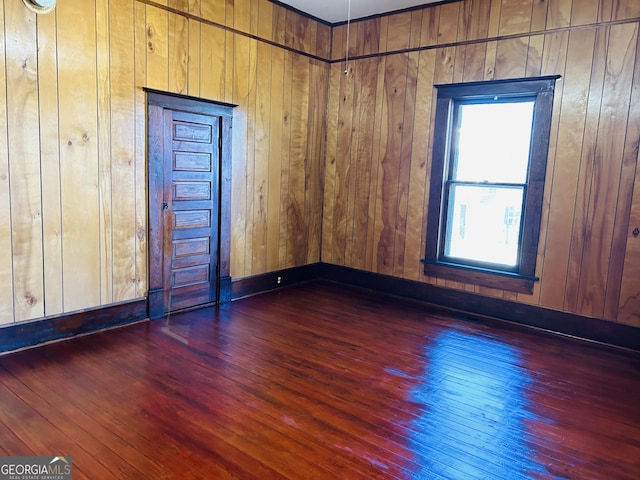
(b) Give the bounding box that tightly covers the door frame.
[146,90,234,318]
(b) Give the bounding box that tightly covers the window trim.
[422,76,559,294]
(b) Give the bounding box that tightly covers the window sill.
[421,260,538,294]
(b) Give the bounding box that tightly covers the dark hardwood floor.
[1,281,639,479]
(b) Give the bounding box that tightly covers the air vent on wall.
[22,0,56,14]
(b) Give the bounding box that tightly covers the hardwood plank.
[5,1,44,321]
[1,282,639,479]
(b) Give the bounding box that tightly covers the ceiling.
[273,0,443,24]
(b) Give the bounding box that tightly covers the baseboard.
[0,299,147,355]
[317,263,640,352]
[4,263,637,354]
[231,263,321,300]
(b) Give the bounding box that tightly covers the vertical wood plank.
[37,7,63,316]
[187,19,201,97]
[498,0,533,35]
[201,0,225,25]
[244,38,258,274]
[134,0,148,298]
[168,10,188,94]
[539,29,596,311]
[393,52,419,277]
[321,63,340,264]
[224,30,234,104]
[526,34,545,77]
[494,37,529,79]
[564,28,607,312]
[571,0,600,26]
[288,53,310,266]
[278,50,293,269]
[0,0,14,325]
[331,66,354,265]
[577,23,637,318]
[405,49,437,281]
[266,48,284,272]
[200,24,226,101]
[605,28,640,321]
[257,0,273,41]
[306,59,327,264]
[230,35,250,279]
[251,41,271,274]
[110,0,137,302]
[350,58,379,270]
[420,4,440,47]
[374,54,409,275]
[96,0,113,305]
[546,0,572,29]
[6,1,44,321]
[612,0,640,21]
[57,0,101,311]
[387,12,412,52]
[365,56,386,271]
[146,5,169,91]
[437,1,460,45]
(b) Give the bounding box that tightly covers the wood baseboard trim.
[317,263,640,352]
[0,299,147,355]
[231,263,321,300]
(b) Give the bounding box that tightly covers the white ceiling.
[275,0,442,24]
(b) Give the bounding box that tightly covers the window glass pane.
[453,101,534,183]
[445,185,523,267]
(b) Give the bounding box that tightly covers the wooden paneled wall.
[0,0,329,326]
[324,0,640,326]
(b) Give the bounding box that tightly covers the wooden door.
[148,105,221,318]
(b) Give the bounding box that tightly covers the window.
[423,77,559,293]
